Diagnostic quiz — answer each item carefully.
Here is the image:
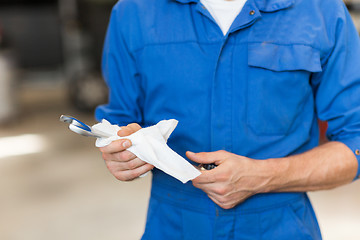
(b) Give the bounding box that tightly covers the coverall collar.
[173,0,296,12]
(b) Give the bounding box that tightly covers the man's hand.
[99,123,154,181]
[186,150,275,209]
[186,142,358,210]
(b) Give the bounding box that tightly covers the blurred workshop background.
[0,0,360,239]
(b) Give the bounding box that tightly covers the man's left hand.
[186,150,276,209]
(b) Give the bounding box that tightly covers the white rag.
[93,119,201,183]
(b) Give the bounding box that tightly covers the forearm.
[265,141,358,193]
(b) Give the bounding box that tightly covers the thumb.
[186,151,222,164]
[118,123,142,137]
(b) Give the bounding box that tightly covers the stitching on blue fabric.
[152,182,305,215]
[153,191,303,215]
[156,180,208,197]
[247,41,322,52]
[132,40,322,54]
[133,41,224,53]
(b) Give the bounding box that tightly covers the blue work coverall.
[95,0,360,238]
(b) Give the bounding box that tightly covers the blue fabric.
[142,180,321,239]
[96,0,360,238]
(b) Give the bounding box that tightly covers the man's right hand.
[99,123,154,181]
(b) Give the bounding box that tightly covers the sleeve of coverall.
[95,2,144,126]
[311,4,360,181]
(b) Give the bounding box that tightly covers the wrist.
[259,157,292,193]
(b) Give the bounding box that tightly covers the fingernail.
[117,128,122,136]
[186,151,195,158]
[123,140,130,148]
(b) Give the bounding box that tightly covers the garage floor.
[0,80,359,240]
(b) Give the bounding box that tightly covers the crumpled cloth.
[93,119,201,183]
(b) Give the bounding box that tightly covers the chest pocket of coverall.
[246,43,322,136]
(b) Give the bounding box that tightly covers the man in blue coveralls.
[96,0,360,239]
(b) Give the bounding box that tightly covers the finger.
[108,150,137,162]
[114,163,154,181]
[192,180,214,193]
[194,180,226,198]
[207,194,235,210]
[117,157,149,171]
[105,156,149,172]
[127,123,142,132]
[193,172,215,184]
[186,150,227,164]
[192,165,227,184]
[207,192,224,204]
[207,194,221,206]
[117,123,142,137]
[99,139,132,154]
[192,179,227,198]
